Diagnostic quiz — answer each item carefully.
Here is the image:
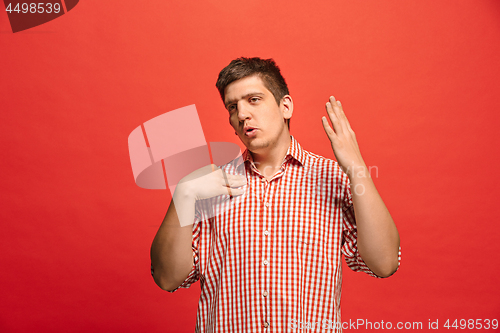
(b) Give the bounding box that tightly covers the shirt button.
[263,290,268,297]
[261,178,266,183]
[263,260,269,266]
[264,202,270,207]
[264,230,269,236]
[263,321,269,328]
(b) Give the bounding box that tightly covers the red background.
[1,1,499,332]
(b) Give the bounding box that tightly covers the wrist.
[341,162,369,180]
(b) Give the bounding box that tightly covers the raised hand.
[321,96,366,177]
[321,96,400,277]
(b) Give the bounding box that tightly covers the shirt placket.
[259,166,286,332]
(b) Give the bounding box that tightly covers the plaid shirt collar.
[238,135,308,171]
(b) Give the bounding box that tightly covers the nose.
[236,102,251,122]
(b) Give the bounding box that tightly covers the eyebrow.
[225,92,265,108]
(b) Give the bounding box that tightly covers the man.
[151,57,400,332]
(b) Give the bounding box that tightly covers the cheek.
[229,114,238,128]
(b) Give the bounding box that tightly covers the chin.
[247,140,270,152]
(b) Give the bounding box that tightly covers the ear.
[280,95,293,121]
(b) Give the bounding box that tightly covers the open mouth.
[244,127,257,137]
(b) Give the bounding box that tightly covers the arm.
[322,96,400,277]
[150,165,246,291]
[150,187,196,291]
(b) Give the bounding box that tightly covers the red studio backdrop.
[1,1,499,332]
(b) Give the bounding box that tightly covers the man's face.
[224,75,292,153]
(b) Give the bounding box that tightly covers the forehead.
[224,75,271,103]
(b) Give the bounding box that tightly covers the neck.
[250,134,291,180]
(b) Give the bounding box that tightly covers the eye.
[249,97,260,103]
[227,104,237,112]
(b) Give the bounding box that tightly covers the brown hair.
[216,57,291,128]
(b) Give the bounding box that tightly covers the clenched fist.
[173,164,247,226]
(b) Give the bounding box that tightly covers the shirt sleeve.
[150,206,202,292]
[340,177,401,278]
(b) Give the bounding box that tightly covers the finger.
[225,178,247,188]
[321,116,338,142]
[229,177,247,188]
[326,101,343,135]
[336,100,353,131]
[228,187,245,196]
[329,96,351,133]
[332,100,350,133]
[221,181,246,197]
[225,173,246,181]
[219,173,247,198]
[222,173,247,187]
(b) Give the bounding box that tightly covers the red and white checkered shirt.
[168,136,400,332]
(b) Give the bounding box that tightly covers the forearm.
[150,188,195,291]
[150,165,244,290]
[320,95,399,276]
[348,165,400,277]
